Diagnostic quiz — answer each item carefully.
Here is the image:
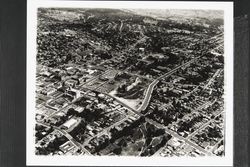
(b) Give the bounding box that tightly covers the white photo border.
[27,1,234,166]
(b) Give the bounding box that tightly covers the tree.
[67,108,78,117]
[36,147,50,155]
[113,147,122,155]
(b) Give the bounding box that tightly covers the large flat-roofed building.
[62,117,78,130]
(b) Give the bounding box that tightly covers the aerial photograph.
[35,7,225,157]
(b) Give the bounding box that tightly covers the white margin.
[26,1,234,166]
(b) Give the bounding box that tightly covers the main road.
[37,121,91,155]
[136,32,224,113]
[146,118,212,156]
[137,56,201,112]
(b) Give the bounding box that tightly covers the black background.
[0,0,249,167]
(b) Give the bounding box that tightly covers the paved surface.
[146,118,212,156]
[36,34,225,156]
[137,56,201,112]
[186,111,223,140]
[82,116,129,146]
[37,121,91,155]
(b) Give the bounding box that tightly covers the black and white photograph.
[26,1,234,166]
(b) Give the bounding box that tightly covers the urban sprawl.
[35,8,225,157]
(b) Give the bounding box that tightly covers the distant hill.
[125,9,223,20]
[124,9,224,26]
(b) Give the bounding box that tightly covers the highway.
[137,56,201,112]
[79,34,223,155]
[104,91,213,156]
[137,32,224,113]
[101,92,143,116]
[37,33,223,156]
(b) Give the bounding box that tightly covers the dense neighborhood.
[35,8,225,157]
